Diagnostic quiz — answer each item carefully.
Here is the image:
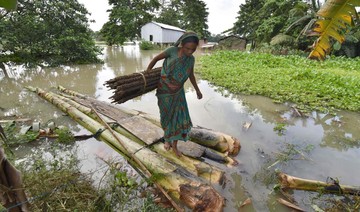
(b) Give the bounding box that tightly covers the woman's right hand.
[196,90,203,99]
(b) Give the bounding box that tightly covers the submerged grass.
[199,51,360,113]
[15,143,172,212]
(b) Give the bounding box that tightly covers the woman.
[146,32,203,157]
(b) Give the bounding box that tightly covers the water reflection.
[104,45,160,75]
[1,45,360,211]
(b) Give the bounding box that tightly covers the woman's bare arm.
[146,52,167,71]
[189,69,202,99]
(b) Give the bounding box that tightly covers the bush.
[140,41,158,50]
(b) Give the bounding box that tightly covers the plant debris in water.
[54,127,75,144]
[2,122,39,146]
[273,123,287,136]
[15,143,173,212]
[254,143,314,186]
[199,51,360,113]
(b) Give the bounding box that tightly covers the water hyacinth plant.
[199,51,360,113]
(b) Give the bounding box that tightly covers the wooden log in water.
[188,127,241,156]
[26,86,225,211]
[278,172,360,195]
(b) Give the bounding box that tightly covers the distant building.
[141,21,185,44]
[216,35,247,51]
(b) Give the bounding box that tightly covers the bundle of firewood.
[104,67,162,104]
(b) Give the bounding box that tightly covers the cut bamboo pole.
[91,106,183,212]
[278,172,360,195]
[189,127,241,156]
[27,86,225,211]
[53,92,225,183]
[104,68,162,104]
[56,90,236,166]
[57,85,241,157]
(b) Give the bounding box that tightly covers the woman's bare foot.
[172,140,182,157]
[164,141,171,151]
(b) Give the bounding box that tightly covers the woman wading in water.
[146,32,203,157]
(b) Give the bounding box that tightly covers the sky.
[77,0,245,35]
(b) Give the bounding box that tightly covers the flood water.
[1,45,360,211]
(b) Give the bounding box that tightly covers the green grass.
[199,51,360,113]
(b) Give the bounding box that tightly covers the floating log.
[189,127,241,156]
[0,118,32,124]
[277,172,360,196]
[27,87,225,211]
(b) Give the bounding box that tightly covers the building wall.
[141,22,184,44]
[161,29,184,44]
[141,23,163,43]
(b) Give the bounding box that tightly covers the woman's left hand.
[196,90,203,99]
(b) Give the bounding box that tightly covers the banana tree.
[308,0,360,60]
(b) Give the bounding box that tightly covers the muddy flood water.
[1,45,360,211]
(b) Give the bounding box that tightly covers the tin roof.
[151,21,185,32]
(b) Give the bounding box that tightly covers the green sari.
[156,46,194,143]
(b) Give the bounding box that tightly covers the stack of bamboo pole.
[26,86,240,211]
[105,67,161,104]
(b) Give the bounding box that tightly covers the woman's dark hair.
[181,36,199,45]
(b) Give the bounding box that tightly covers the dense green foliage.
[179,0,209,38]
[233,0,323,51]
[232,0,360,58]
[0,0,101,67]
[100,0,160,46]
[199,51,360,112]
[102,0,209,45]
[155,0,182,28]
[233,0,307,47]
[157,0,209,38]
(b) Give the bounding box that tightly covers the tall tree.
[232,0,265,48]
[179,0,210,38]
[155,0,182,27]
[155,0,209,38]
[0,0,101,68]
[233,0,307,48]
[255,0,300,43]
[101,0,160,46]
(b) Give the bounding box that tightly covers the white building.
[141,21,185,44]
